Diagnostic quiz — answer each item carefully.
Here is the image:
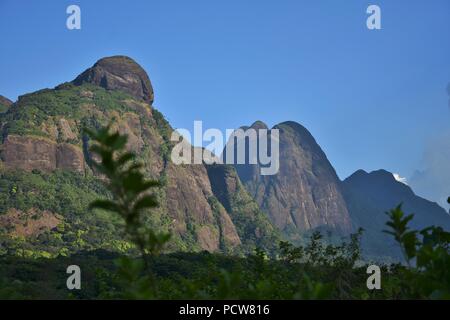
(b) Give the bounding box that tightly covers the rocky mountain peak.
[345,169,409,194]
[72,56,154,104]
[231,120,352,236]
[250,120,268,130]
[0,95,13,106]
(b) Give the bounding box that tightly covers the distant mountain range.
[343,169,450,261]
[1,56,448,260]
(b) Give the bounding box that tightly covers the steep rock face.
[164,162,241,251]
[56,143,85,173]
[58,118,78,141]
[207,165,239,212]
[343,169,450,260]
[230,121,352,238]
[0,95,12,114]
[0,95,12,108]
[1,135,85,173]
[206,164,278,250]
[73,56,154,104]
[2,135,57,172]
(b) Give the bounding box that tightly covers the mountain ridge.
[1,55,449,261]
[72,56,154,104]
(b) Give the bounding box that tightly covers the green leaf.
[89,200,121,213]
[116,153,135,167]
[133,196,158,212]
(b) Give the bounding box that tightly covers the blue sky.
[1,0,449,205]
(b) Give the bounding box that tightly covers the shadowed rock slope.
[0,95,12,113]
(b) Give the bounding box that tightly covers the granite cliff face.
[2,135,85,173]
[229,121,352,239]
[72,56,154,104]
[206,164,278,249]
[0,95,12,107]
[0,56,276,254]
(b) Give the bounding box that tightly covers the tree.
[384,204,450,298]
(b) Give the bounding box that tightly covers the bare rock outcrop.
[58,118,78,142]
[0,208,61,237]
[56,143,85,173]
[0,95,13,110]
[1,135,85,173]
[1,135,57,172]
[165,162,241,251]
[231,121,352,235]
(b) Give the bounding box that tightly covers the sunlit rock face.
[73,56,154,105]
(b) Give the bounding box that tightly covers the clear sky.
[1,0,449,206]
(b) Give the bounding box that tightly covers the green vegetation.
[0,169,106,215]
[1,114,449,300]
[225,179,279,253]
[383,204,450,298]
[1,203,448,299]
[0,169,132,258]
[0,83,142,139]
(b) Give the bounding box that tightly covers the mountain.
[0,56,277,257]
[2,55,447,261]
[342,169,450,261]
[228,120,352,241]
[0,95,12,113]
